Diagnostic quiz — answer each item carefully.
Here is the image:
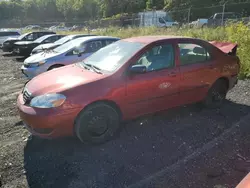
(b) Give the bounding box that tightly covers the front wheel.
[203,80,228,109]
[75,103,120,144]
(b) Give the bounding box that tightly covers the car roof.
[33,31,55,33]
[40,34,57,38]
[123,35,193,44]
[0,30,20,33]
[70,34,95,39]
[71,36,120,43]
[24,31,55,35]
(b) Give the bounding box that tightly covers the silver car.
[21,36,120,79]
[30,34,96,55]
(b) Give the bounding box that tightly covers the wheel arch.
[90,100,122,119]
[47,64,65,71]
[73,99,123,139]
[76,100,123,121]
[216,77,229,90]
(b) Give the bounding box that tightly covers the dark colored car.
[17,36,240,144]
[2,31,56,52]
[13,34,64,57]
[31,34,96,55]
[0,30,20,48]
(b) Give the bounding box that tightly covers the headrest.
[193,47,205,54]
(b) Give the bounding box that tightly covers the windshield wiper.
[41,48,57,55]
[84,63,103,74]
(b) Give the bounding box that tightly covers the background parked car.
[0,30,20,49]
[13,34,65,57]
[70,25,85,31]
[23,25,42,30]
[2,31,56,52]
[190,12,241,28]
[21,36,120,79]
[31,34,96,55]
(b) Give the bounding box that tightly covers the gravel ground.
[0,52,249,188]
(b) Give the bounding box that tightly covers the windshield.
[163,14,173,22]
[54,35,71,45]
[81,40,145,72]
[18,33,29,40]
[54,39,81,53]
[34,35,51,43]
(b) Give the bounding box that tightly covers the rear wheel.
[75,103,120,144]
[48,64,64,71]
[203,79,228,108]
[202,23,207,28]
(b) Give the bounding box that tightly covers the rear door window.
[37,32,45,38]
[178,43,211,65]
[27,33,38,40]
[44,36,58,43]
[104,39,117,46]
[85,40,104,53]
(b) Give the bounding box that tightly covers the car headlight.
[28,61,46,68]
[30,93,66,108]
[32,49,42,54]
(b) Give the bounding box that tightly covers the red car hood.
[26,64,105,95]
[209,41,238,54]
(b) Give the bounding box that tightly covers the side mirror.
[130,65,147,74]
[73,47,85,57]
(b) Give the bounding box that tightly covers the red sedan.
[17,36,240,144]
[236,173,250,188]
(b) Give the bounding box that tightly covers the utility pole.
[187,7,191,24]
[221,1,228,26]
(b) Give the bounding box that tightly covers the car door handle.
[168,72,177,77]
[209,65,215,69]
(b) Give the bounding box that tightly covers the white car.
[21,36,120,79]
[0,30,20,48]
[31,34,96,55]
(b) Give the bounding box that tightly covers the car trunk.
[210,41,240,75]
[209,41,238,56]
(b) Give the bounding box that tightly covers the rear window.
[45,32,55,35]
[0,31,20,37]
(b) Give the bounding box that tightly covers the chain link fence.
[1,2,250,30]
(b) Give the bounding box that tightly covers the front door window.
[135,44,175,72]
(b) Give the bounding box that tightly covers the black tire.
[203,79,228,109]
[202,23,207,28]
[48,64,64,71]
[75,103,120,144]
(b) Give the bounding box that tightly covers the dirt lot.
[0,51,249,188]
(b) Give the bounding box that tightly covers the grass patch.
[49,23,250,79]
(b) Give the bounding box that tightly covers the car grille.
[24,64,30,68]
[22,88,32,104]
[13,47,19,52]
[3,42,9,46]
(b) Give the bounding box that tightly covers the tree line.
[0,0,250,23]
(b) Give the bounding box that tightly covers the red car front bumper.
[17,93,81,139]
